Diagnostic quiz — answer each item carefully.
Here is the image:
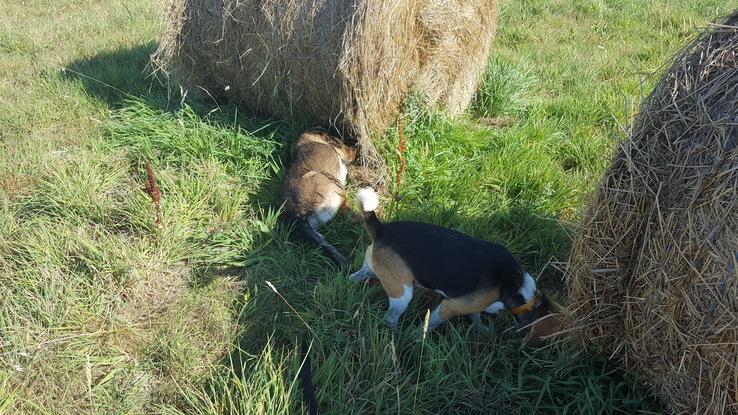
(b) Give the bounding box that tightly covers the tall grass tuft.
[471,57,536,118]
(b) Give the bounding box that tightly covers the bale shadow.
[62,42,295,188]
[61,42,169,109]
[61,42,330,136]
[60,42,313,207]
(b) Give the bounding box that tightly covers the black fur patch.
[376,221,524,298]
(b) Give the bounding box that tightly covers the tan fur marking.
[438,289,501,321]
[370,244,414,298]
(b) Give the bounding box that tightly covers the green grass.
[471,57,536,118]
[0,0,734,413]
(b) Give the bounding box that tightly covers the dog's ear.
[538,292,563,313]
[548,299,564,314]
[339,145,358,163]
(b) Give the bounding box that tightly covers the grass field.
[0,0,734,414]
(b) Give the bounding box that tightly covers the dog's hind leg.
[370,247,415,328]
[318,240,347,267]
[293,219,346,266]
[384,284,413,328]
[348,245,375,283]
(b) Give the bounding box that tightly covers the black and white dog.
[348,188,563,343]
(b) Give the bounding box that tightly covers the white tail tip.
[356,187,379,212]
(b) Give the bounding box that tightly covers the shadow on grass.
[60,42,325,136]
[221,197,662,413]
[61,42,295,198]
[61,42,168,108]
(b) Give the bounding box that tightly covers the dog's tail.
[356,188,381,241]
[299,336,319,415]
[291,217,346,266]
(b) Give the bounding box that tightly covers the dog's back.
[376,221,524,298]
[280,128,356,265]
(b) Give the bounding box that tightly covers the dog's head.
[523,310,565,346]
[508,292,565,346]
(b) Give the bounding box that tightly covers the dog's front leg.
[484,301,505,315]
[427,296,488,332]
[468,313,490,333]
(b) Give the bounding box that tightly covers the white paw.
[384,312,400,328]
[484,301,505,315]
[348,263,374,283]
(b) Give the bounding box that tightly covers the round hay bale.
[567,11,738,414]
[152,0,499,187]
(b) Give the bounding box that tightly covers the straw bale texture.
[567,10,738,414]
[152,0,498,187]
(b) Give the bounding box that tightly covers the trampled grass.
[0,0,734,413]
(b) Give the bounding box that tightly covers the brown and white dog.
[348,188,563,342]
[280,127,357,266]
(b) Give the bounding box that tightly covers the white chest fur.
[519,273,536,302]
